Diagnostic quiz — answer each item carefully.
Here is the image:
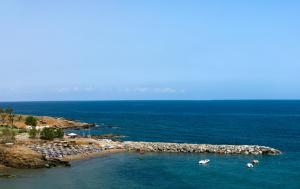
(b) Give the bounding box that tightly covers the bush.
[0,128,16,143]
[18,128,28,133]
[40,128,64,140]
[29,128,38,139]
[40,128,55,140]
[25,116,37,126]
[55,128,64,139]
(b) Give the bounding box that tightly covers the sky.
[0,0,300,101]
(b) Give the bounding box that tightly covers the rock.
[46,159,71,167]
[44,164,50,168]
[0,174,16,179]
[123,141,281,155]
[0,145,47,169]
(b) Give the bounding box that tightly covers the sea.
[0,100,299,189]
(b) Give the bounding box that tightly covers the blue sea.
[0,100,299,189]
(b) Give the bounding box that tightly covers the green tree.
[55,128,64,139]
[25,116,37,126]
[40,128,55,140]
[40,128,64,140]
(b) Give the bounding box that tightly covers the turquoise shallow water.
[1,153,299,189]
[0,101,299,188]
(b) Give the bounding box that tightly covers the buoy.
[199,159,210,164]
[252,159,259,164]
[247,163,254,168]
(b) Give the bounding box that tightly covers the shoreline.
[0,139,281,170]
[0,111,282,170]
[62,148,126,161]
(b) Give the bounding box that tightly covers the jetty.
[123,141,281,155]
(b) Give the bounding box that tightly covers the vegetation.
[0,107,15,126]
[0,108,7,125]
[0,125,19,137]
[18,128,28,133]
[29,128,38,139]
[25,116,38,126]
[6,108,14,125]
[40,128,64,140]
[0,128,16,143]
[55,128,64,138]
[17,115,23,122]
[0,107,67,141]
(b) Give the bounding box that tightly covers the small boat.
[252,159,259,164]
[199,159,210,164]
[247,163,254,168]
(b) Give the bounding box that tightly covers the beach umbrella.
[67,133,78,137]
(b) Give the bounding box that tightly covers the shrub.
[40,128,55,140]
[55,128,64,139]
[29,128,38,139]
[18,128,28,133]
[0,128,16,143]
[25,116,37,126]
[40,128,64,140]
[9,125,17,129]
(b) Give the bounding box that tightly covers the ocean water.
[0,100,299,189]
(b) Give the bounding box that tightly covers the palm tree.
[18,115,23,122]
[0,108,6,125]
[8,114,15,125]
[6,108,14,126]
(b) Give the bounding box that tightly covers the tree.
[0,108,6,125]
[5,108,14,126]
[55,128,64,139]
[8,114,15,126]
[25,116,37,126]
[17,115,23,122]
[40,128,64,140]
[40,128,55,140]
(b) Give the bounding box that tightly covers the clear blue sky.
[1,0,300,101]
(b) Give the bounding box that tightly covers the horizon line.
[1,99,300,103]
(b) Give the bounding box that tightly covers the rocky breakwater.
[123,142,281,155]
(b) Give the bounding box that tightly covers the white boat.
[247,163,254,168]
[199,159,210,164]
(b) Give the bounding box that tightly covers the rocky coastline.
[0,140,281,170]
[11,114,95,129]
[0,145,70,169]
